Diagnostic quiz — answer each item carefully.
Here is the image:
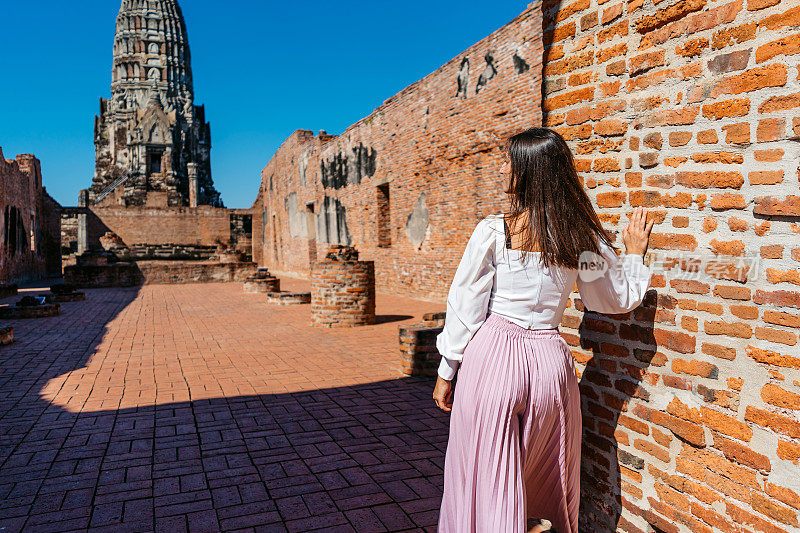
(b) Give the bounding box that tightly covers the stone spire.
[112,0,193,111]
[90,0,222,208]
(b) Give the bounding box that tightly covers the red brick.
[761,383,800,410]
[756,34,800,63]
[711,64,788,97]
[712,21,757,50]
[675,171,744,189]
[758,5,800,31]
[701,99,750,119]
[634,0,708,34]
[754,196,800,216]
[745,406,800,439]
[757,118,786,142]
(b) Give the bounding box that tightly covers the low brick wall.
[0,303,60,319]
[137,261,257,285]
[38,291,86,303]
[64,261,257,287]
[399,311,446,378]
[264,291,311,305]
[125,243,218,261]
[310,260,375,327]
[243,277,281,293]
[63,263,141,287]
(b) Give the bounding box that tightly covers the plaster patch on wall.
[286,193,306,238]
[405,192,429,250]
[298,150,309,186]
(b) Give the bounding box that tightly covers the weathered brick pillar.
[187,163,199,208]
[243,268,281,293]
[398,311,446,378]
[310,247,375,327]
[77,189,89,254]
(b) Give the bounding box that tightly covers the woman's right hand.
[622,206,654,257]
[433,376,453,412]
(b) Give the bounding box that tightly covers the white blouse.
[435,214,652,381]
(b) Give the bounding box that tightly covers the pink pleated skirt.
[437,312,581,533]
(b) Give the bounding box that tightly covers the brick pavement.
[0,277,448,532]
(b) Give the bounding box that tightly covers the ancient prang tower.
[90,0,222,208]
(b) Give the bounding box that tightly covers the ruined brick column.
[77,189,89,254]
[188,163,199,208]
[243,267,280,293]
[310,246,375,327]
[398,311,446,378]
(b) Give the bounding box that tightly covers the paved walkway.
[0,278,447,532]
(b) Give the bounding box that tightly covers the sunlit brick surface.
[0,279,446,532]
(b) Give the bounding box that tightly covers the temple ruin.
[1,0,798,531]
[0,148,62,286]
[60,0,255,282]
[91,0,220,208]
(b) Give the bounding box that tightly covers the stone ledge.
[243,277,281,293]
[39,292,86,303]
[264,291,311,305]
[0,304,61,319]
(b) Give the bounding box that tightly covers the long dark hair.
[503,127,616,269]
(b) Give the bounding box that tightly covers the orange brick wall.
[0,148,61,284]
[61,205,255,256]
[255,5,543,300]
[86,206,233,247]
[542,0,799,530]
[255,1,799,530]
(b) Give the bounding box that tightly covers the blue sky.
[0,2,526,208]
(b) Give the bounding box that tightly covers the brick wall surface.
[61,205,254,254]
[255,5,543,300]
[0,147,61,284]
[254,1,799,531]
[310,260,376,327]
[88,206,231,247]
[541,0,800,531]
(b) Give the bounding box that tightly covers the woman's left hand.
[433,376,453,411]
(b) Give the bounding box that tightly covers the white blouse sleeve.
[435,217,497,381]
[575,237,652,314]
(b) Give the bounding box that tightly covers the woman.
[433,127,653,533]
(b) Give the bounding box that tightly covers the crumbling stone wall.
[541,0,800,530]
[0,148,62,284]
[256,5,544,299]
